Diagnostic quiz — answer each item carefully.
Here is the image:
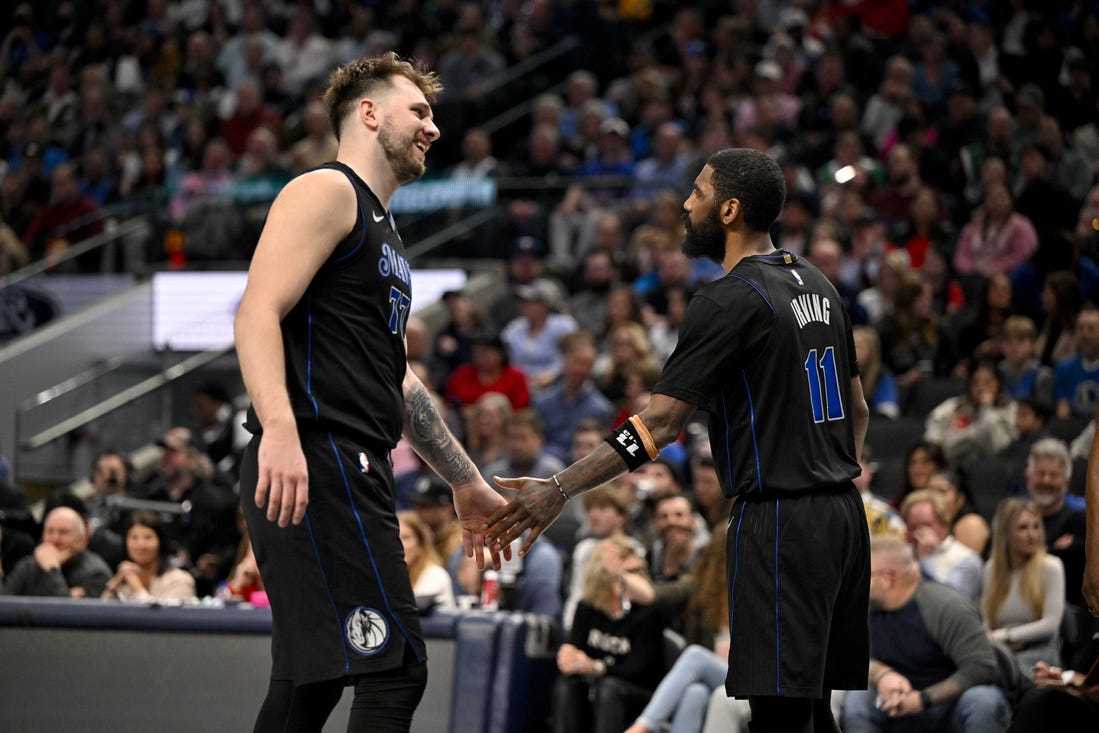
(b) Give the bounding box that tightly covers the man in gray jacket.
[2,506,111,598]
[843,534,1009,733]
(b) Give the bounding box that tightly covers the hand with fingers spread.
[486,475,567,556]
[452,479,512,571]
[254,421,310,527]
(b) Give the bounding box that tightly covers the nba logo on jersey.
[345,606,388,655]
[358,452,370,473]
[791,270,804,286]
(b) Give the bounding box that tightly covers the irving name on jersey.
[790,292,832,329]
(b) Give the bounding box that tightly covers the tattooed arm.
[402,365,506,570]
[488,393,697,556]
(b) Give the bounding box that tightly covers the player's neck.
[722,232,778,272]
[336,139,400,207]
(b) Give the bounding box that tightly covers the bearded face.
[379,117,426,185]
[682,205,726,263]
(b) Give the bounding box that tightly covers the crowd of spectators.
[3,1,1099,730]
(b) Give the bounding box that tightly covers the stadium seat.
[450,612,501,733]
[487,613,557,733]
[963,456,1025,522]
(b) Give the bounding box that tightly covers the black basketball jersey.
[247,162,413,450]
[655,251,861,497]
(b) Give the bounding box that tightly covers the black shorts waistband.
[735,481,856,503]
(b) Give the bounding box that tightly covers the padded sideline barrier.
[0,597,556,733]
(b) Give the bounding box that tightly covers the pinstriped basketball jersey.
[655,251,861,496]
[248,162,412,449]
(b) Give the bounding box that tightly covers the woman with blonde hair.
[982,497,1065,674]
[463,391,512,472]
[554,536,666,733]
[396,511,455,610]
[595,320,660,407]
[853,325,900,419]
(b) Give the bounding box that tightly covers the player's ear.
[359,98,379,130]
[720,198,740,225]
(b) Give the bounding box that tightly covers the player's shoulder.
[282,166,356,198]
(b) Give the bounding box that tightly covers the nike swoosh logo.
[373,211,385,223]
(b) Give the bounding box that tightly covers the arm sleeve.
[649,575,696,614]
[152,569,199,603]
[654,286,770,409]
[945,554,984,605]
[1004,556,1065,645]
[1001,217,1039,272]
[1054,361,1074,403]
[1,559,70,597]
[79,560,112,599]
[919,583,999,696]
[923,398,957,446]
[953,223,977,274]
[570,601,595,651]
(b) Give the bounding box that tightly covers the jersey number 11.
[804,346,845,423]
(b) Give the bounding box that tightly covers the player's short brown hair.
[322,52,443,140]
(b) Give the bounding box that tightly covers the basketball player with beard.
[488,148,871,733]
[235,53,508,733]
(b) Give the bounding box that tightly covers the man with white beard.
[1024,438,1087,607]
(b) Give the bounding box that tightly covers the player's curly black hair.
[706,148,786,233]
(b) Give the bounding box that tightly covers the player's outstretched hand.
[453,480,511,571]
[486,476,566,557]
[255,422,309,527]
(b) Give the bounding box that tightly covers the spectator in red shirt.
[445,330,531,413]
[218,80,281,157]
[21,162,104,271]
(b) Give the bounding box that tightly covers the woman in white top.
[982,498,1065,675]
[924,361,1017,469]
[397,511,455,610]
[102,511,196,603]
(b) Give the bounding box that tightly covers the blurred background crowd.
[2,1,1099,730]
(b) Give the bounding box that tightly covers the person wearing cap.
[732,59,800,137]
[575,116,636,205]
[487,236,563,329]
[500,278,579,389]
[141,426,239,596]
[410,473,463,569]
[431,288,483,387]
[193,379,242,473]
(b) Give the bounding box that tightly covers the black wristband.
[919,690,932,709]
[605,421,651,471]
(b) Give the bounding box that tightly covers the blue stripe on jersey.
[728,502,746,652]
[306,291,320,419]
[304,511,352,674]
[719,389,736,492]
[725,273,774,311]
[331,175,370,265]
[327,434,425,664]
[742,371,764,493]
[773,499,781,695]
